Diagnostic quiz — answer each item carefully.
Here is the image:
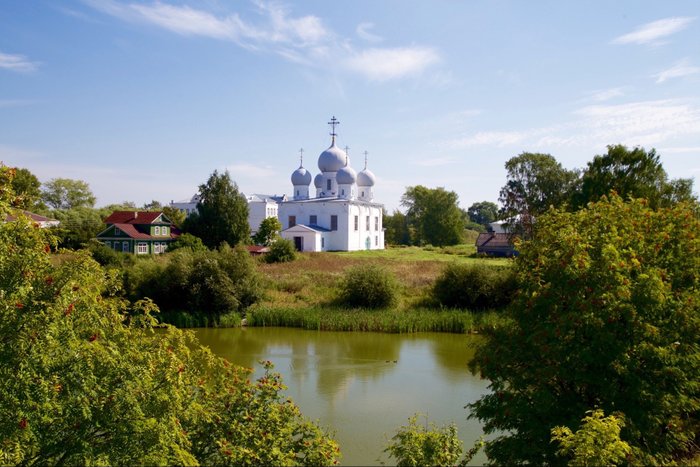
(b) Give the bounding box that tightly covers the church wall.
[248,200,278,235]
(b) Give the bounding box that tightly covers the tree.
[383,414,465,467]
[551,409,631,467]
[467,201,498,227]
[41,178,96,210]
[499,153,578,236]
[0,166,340,465]
[8,167,43,211]
[50,207,105,249]
[401,186,464,246]
[383,209,411,246]
[265,238,297,263]
[574,145,692,209]
[468,195,700,465]
[183,170,249,248]
[166,232,206,252]
[142,200,163,211]
[162,205,186,227]
[253,217,282,246]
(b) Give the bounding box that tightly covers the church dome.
[314,173,323,188]
[357,168,376,186]
[291,166,312,186]
[318,143,347,172]
[337,165,357,185]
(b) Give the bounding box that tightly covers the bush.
[265,238,296,263]
[167,233,207,252]
[338,264,398,309]
[125,244,262,324]
[86,240,123,267]
[432,263,516,310]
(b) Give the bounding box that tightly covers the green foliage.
[383,414,481,467]
[253,216,282,246]
[166,232,207,252]
[432,263,517,310]
[574,144,695,209]
[41,177,96,210]
[162,205,186,227]
[469,195,700,465]
[468,201,499,227]
[339,264,398,309]
[8,167,43,211]
[499,152,579,236]
[384,209,411,246]
[50,207,105,249]
[552,409,631,467]
[183,170,250,248]
[86,239,125,267]
[142,199,162,211]
[0,168,340,465]
[265,238,296,263]
[401,186,464,246]
[126,244,263,323]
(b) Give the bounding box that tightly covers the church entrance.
[293,236,303,251]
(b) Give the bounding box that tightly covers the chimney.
[134,211,138,219]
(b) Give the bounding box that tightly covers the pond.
[194,327,489,466]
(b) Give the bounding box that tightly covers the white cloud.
[654,59,700,83]
[443,99,700,152]
[356,22,382,42]
[589,87,625,102]
[612,17,695,46]
[84,0,441,83]
[0,51,39,73]
[227,163,278,179]
[344,47,440,81]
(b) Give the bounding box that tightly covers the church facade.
[279,117,385,252]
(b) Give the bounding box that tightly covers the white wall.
[248,200,278,235]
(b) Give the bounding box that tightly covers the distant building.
[170,194,200,217]
[96,211,179,254]
[245,193,286,235]
[475,232,518,257]
[278,117,384,252]
[4,210,59,228]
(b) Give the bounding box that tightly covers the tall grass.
[246,306,508,334]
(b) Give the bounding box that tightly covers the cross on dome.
[364,150,369,169]
[328,116,340,143]
[299,148,304,168]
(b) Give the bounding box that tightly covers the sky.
[1,0,699,212]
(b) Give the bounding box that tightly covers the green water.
[194,327,489,466]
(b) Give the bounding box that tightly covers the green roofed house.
[96,211,179,254]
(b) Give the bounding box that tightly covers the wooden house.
[96,211,179,254]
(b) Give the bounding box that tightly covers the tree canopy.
[41,178,96,210]
[467,201,498,227]
[574,144,695,209]
[401,185,464,246]
[253,217,282,246]
[0,166,339,466]
[498,152,578,236]
[183,170,250,248]
[469,194,700,465]
[8,167,43,211]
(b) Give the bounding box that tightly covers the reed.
[246,305,509,334]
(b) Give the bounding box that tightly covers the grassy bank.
[247,305,509,334]
[245,245,513,334]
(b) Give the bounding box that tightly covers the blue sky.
[1,1,699,212]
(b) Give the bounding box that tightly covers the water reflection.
[194,327,488,466]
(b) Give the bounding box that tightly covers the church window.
[354,216,358,231]
[327,179,331,190]
[296,190,299,196]
[341,189,345,196]
[361,190,365,197]
[375,216,379,230]
[310,215,317,225]
[321,238,325,248]
[331,215,338,231]
[375,236,378,246]
[366,216,370,230]
[288,216,296,228]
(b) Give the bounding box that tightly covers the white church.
[169,117,385,252]
[278,117,385,252]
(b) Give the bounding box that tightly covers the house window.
[155,226,161,236]
[104,241,111,248]
[137,242,148,254]
[375,216,379,231]
[310,215,317,225]
[366,216,370,230]
[331,215,338,231]
[289,216,296,228]
[114,227,121,236]
[163,226,168,236]
[327,179,331,190]
[122,241,129,252]
[354,216,358,231]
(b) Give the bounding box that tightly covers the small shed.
[475,232,518,257]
